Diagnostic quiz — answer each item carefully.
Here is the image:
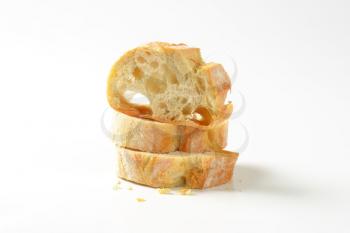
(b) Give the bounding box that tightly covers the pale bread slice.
[117,147,238,189]
[107,42,232,127]
[112,111,228,153]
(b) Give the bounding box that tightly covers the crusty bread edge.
[112,111,228,153]
[117,147,239,189]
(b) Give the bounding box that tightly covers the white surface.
[0,0,350,232]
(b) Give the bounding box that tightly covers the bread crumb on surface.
[128,186,133,190]
[157,188,172,194]
[117,180,121,185]
[178,188,192,195]
[136,198,146,202]
[113,184,120,190]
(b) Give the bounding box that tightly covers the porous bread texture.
[112,111,228,153]
[107,42,232,127]
[117,147,239,189]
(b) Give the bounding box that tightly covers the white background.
[1,0,349,232]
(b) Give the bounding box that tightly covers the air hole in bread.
[192,113,203,121]
[169,74,178,84]
[163,65,178,85]
[150,61,159,69]
[145,78,167,94]
[159,102,167,109]
[132,67,143,80]
[181,98,187,104]
[196,78,205,91]
[182,104,192,115]
[124,90,150,105]
[190,107,212,126]
[137,56,146,64]
[145,51,151,56]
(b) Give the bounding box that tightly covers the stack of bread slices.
[107,42,239,189]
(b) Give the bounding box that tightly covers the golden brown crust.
[112,111,228,153]
[117,147,239,189]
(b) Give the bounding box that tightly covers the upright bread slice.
[112,111,228,153]
[117,147,239,189]
[107,42,232,127]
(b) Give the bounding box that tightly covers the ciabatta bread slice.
[107,42,232,127]
[117,147,238,189]
[112,111,228,153]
